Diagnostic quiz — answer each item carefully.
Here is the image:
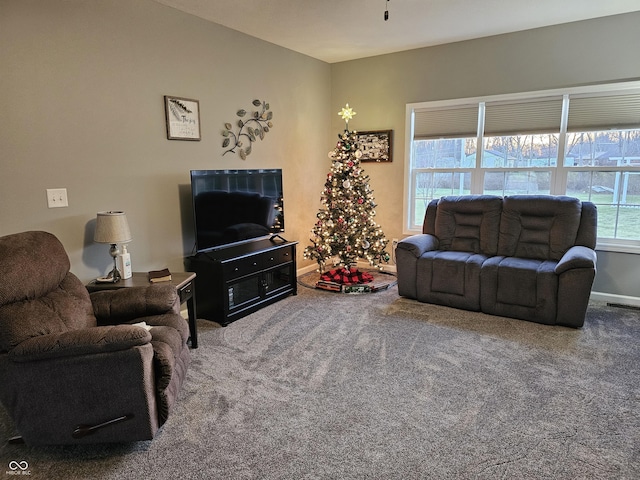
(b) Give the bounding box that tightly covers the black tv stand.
[185,238,297,326]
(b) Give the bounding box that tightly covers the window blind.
[412,88,640,138]
[413,105,479,140]
[484,97,563,136]
[567,91,640,132]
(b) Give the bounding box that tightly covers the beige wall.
[0,0,331,282]
[2,1,639,300]
[331,12,640,300]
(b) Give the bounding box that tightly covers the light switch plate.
[46,188,68,208]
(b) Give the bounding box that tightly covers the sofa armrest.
[90,284,180,325]
[555,246,597,275]
[8,325,152,362]
[396,234,439,258]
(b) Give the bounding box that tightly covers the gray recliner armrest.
[91,284,180,325]
[555,246,597,275]
[396,234,439,258]
[9,325,152,362]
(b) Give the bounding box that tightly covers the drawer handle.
[234,267,239,272]
[253,262,257,266]
[269,257,274,261]
[284,253,290,257]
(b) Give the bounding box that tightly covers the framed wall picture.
[356,130,393,162]
[164,96,201,141]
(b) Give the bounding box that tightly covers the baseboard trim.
[591,291,640,308]
[297,263,319,276]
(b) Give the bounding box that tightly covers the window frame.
[404,81,640,253]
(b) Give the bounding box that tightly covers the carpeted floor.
[1,284,639,479]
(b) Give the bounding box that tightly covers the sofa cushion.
[0,274,96,352]
[432,251,470,295]
[481,256,558,324]
[0,231,70,305]
[421,199,439,235]
[575,202,598,249]
[498,195,582,261]
[0,231,98,352]
[494,257,557,308]
[434,195,503,255]
[417,250,486,310]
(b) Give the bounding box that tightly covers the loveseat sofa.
[396,195,597,327]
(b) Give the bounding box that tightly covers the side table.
[86,271,198,348]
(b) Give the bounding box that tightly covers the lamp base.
[107,243,122,283]
[107,266,122,283]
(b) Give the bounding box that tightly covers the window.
[405,82,640,250]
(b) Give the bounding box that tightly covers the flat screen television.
[190,169,284,252]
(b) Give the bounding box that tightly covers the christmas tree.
[304,104,390,278]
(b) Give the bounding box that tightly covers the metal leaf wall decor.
[222,99,273,159]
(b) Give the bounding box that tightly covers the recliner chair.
[0,231,190,445]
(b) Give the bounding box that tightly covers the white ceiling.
[153,0,640,63]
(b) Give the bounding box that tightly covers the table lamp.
[94,211,132,282]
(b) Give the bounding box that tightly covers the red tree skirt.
[320,267,374,285]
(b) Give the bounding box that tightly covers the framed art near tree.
[356,130,393,162]
[164,96,201,141]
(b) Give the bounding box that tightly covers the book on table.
[148,268,172,283]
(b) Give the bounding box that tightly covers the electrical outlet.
[46,188,68,208]
[392,238,399,247]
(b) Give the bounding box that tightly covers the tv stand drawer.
[223,256,261,280]
[263,245,294,268]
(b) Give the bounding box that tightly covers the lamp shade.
[94,211,132,244]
